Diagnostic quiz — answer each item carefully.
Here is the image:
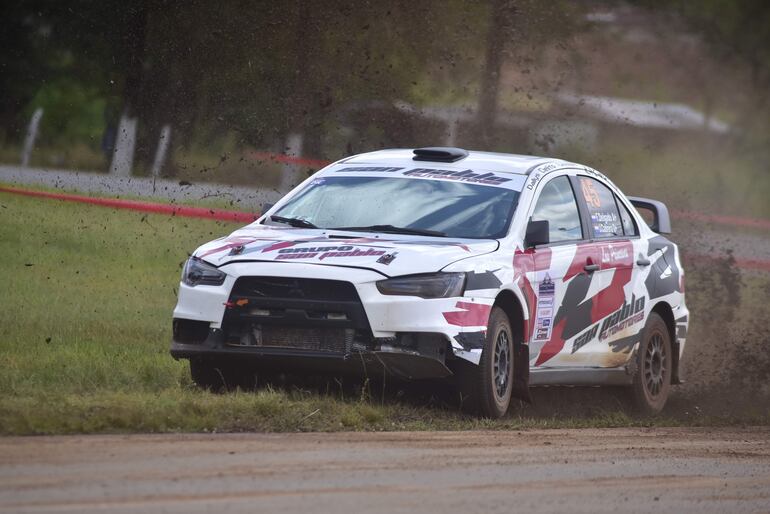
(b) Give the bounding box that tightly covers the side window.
[531,176,583,243]
[615,195,638,236]
[578,177,623,238]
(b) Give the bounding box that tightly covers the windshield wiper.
[270,215,318,229]
[330,224,446,237]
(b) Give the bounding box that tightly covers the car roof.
[335,148,574,176]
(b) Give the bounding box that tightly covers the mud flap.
[671,341,683,384]
[512,342,532,403]
[373,351,453,380]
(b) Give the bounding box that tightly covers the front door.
[523,174,602,367]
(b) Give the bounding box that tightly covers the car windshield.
[269,176,520,239]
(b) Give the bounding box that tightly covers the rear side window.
[578,177,622,238]
[615,196,638,236]
[531,176,583,243]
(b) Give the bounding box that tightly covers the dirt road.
[1,428,768,513]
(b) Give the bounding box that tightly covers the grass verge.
[0,191,767,435]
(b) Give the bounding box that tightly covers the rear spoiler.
[627,196,671,234]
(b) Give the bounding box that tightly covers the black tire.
[189,359,242,392]
[629,312,672,415]
[457,306,514,418]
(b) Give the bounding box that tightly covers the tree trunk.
[286,1,324,160]
[477,0,516,149]
[111,1,149,175]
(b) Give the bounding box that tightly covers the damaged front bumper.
[170,322,453,380]
[171,262,495,376]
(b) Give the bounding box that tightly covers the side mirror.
[525,219,550,248]
[261,203,275,216]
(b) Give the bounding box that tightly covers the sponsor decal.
[525,162,560,190]
[403,168,511,186]
[581,166,610,182]
[533,273,555,342]
[513,247,552,343]
[275,245,387,261]
[201,232,478,259]
[601,246,630,264]
[336,166,512,186]
[337,166,404,173]
[200,236,259,257]
[572,294,645,353]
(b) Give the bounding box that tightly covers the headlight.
[376,272,466,299]
[181,257,226,287]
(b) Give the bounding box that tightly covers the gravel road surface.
[1,428,769,514]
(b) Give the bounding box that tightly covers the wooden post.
[150,124,172,177]
[110,112,137,176]
[21,108,43,167]
[280,132,303,192]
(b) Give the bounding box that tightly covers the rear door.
[567,175,645,367]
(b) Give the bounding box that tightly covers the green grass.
[0,191,767,435]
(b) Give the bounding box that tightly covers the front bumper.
[171,262,493,376]
[170,328,453,380]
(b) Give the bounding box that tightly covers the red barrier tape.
[672,210,770,230]
[733,258,770,272]
[2,184,769,272]
[683,254,770,272]
[0,186,259,223]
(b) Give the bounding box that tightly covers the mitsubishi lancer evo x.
[171,147,689,417]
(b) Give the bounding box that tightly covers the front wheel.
[457,306,514,418]
[629,312,672,415]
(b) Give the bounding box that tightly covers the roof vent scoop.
[412,147,469,163]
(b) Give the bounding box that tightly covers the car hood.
[193,225,499,277]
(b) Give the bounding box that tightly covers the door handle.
[636,258,651,267]
[584,263,600,273]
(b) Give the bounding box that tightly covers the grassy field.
[0,191,767,435]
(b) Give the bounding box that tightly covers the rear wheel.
[629,312,672,415]
[457,306,514,418]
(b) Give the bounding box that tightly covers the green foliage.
[673,0,770,85]
[27,77,106,146]
[639,0,770,154]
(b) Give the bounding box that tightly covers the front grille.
[228,326,354,353]
[231,277,359,302]
[224,276,372,354]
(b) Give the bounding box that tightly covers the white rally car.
[171,147,689,417]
